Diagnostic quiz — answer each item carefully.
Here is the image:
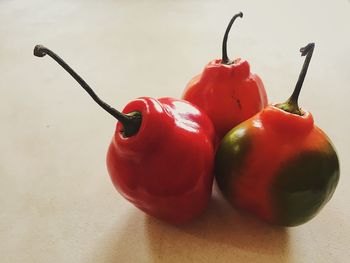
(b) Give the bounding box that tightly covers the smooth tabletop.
[1,0,350,262]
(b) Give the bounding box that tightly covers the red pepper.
[182,12,268,140]
[34,45,215,224]
[107,97,215,224]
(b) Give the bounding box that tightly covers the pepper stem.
[278,43,315,115]
[222,12,243,65]
[33,45,141,137]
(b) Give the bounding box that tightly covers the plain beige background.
[1,0,349,262]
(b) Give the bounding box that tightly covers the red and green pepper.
[214,43,340,226]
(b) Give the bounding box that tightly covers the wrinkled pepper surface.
[183,12,267,140]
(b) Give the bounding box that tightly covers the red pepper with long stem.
[182,12,268,140]
[215,43,340,226]
[34,45,215,224]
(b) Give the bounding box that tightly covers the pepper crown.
[33,45,142,137]
[277,43,315,116]
[221,12,243,65]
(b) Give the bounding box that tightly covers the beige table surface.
[1,0,350,262]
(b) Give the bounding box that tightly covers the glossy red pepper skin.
[182,58,268,140]
[215,105,339,226]
[107,97,215,224]
[32,45,215,225]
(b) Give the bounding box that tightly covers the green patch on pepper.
[272,147,339,226]
[215,126,252,200]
